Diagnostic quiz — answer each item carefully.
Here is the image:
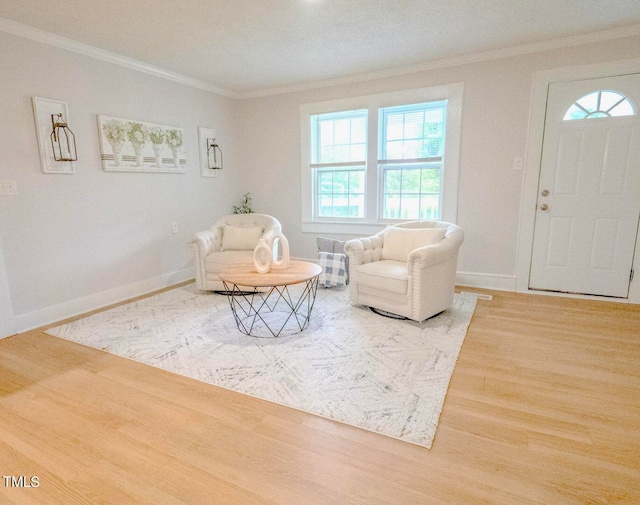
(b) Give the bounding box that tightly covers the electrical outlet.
[171,222,179,234]
[0,180,18,196]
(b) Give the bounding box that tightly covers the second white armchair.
[344,221,464,321]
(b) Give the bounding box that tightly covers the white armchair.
[190,214,282,291]
[344,221,464,321]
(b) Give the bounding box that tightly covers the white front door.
[529,74,640,297]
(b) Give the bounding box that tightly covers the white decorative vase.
[152,144,164,167]
[112,145,123,167]
[171,147,181,168]
[253,238,272,274]
[134,148,144,167]
[271,230,290,270]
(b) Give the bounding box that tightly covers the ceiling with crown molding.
[1,0,640,97]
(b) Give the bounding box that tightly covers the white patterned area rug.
[46,283,477,449]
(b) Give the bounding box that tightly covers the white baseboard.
[15,267,195,333]
[455,271,517,292]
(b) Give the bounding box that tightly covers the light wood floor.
[1,287,639,504]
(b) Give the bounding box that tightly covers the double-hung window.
[310,110,367,218]
[379,102,446,220]
[301,83,462,234]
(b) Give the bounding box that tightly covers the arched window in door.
[563,90,636,120]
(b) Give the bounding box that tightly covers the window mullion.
[366,107,379,222]
[418,168,423,220]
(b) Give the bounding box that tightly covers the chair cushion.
[382,227,446,262]
[205,250,254,272]
[356,260,408,295]
[221,225,264,250]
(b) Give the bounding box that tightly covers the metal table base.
[222,277,319,338]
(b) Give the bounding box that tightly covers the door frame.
[516,57,640,303]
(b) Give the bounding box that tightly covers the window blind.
[310,109,367,168]
[379,101,446,163]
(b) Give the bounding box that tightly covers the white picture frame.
[32,97,75,174]
[198,126,218,178]
[97,115,186,173]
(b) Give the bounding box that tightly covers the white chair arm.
[344,239,364,265]
[189,230,218,290]
[408,227,464,269]
[190,230,218,257]
[408,239,457,269]
[345,235,384,266]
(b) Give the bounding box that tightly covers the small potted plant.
[233,192,253,214]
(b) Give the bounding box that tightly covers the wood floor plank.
[1,287,639,504]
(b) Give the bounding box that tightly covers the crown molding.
[236,23,640,99]
[0,17,237,98]
[2,16,639,101]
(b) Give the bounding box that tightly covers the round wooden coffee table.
[219,260,322,338]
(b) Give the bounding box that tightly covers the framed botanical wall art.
[97,115,186,173]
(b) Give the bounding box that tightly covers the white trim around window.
[300,83,464,234]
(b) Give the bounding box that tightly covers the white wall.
[1,29,638,334]
[237,35,640,290]
[0,31,242,331]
